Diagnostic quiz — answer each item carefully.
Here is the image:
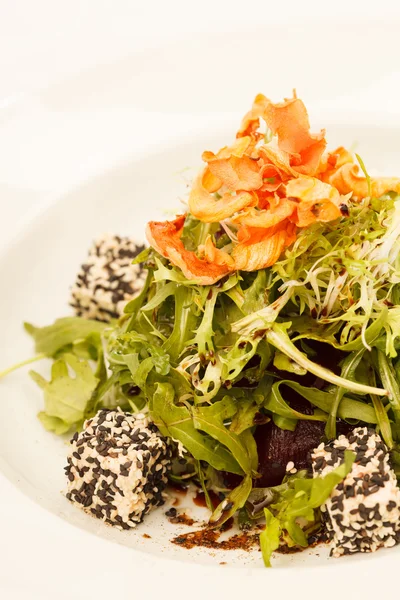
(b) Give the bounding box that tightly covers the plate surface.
[1,119,400,573]
[1,22,400,600]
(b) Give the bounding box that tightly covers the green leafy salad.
[3,92,400,567]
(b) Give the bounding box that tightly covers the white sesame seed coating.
[70,234,147,322]
[65,408,173,529]
[312,427,400,557]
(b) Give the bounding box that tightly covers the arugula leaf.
[272,414,297,431]
[260,509,281,567]
[140,281,178,312]
[30,354,99,433]
[195,460,214,512]
[273,351,307,376]
[162,286,199,364]
[230,397,262,434]
[153,257,199,285]
[260,451,355,567]
[325,349,365,439]
[131,246,152,265]
[374,349,400,422]
[240,428,259,472]
[150,382,243,474]
[267,380,377,425]
[289,450,354,514]
[192,397,252,474]
[24,317,107,357]
[365,359,393,448]
[0,353,47,380]
[265,382,327,423]
[209,474,252,528]
[38,412,72,435]
[124,269,153,320]
[266,324,387,397]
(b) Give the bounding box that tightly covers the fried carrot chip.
[202,137,263,192]
[202,167,222,193]
[259,145,299,178]
[199,235,235,268]
[146,215,232,285]
[237,93,270,142]
[318,146,354,180]
[232,221,295,271]
[237,93,327,179]
[146,92,400,283]
[231,197,296,229]
[203,154,262,192]
[328,163,400,199]
[285,176,343,227]
[189,172,257,222]
[370,178,400,198]
[262,94,326,175]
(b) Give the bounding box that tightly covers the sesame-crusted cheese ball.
[65,409,173,529]
[70,234,146,322]
[312,427,400,557]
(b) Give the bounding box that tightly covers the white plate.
[1,23,400,600]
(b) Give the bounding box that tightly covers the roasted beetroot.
[254,395,352,487]
[254,418,325,487]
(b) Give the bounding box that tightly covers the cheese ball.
[312,427,400,556]
[65,409,173,529]
[70,234,146,322]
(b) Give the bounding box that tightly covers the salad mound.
[147,92,400,284]
[4,92,400,567]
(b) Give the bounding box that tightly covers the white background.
[1,2,400,598]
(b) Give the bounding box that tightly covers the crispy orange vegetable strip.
[328,163,400,199]
[202,137,262,192]
[199,235,235,268]
[259,145,299,178]
[318,146,354,180]
[202,167,222,193]
[188,171,257,222]
[237,93,270,142]
[232,222,296,271]
[146,92,400,282]
[263,94,325,158]
[238,93,326,176]
[146,215,232,285]
[285,176,343,227]
[231,199,296,229]
[202,154,262,192]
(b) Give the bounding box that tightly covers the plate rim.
[1,114,400,583]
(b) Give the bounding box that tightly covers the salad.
[3,92,400,567]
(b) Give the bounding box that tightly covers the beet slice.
[254,391,352,487]
[223,342,352,489]
[254,419,324,487]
